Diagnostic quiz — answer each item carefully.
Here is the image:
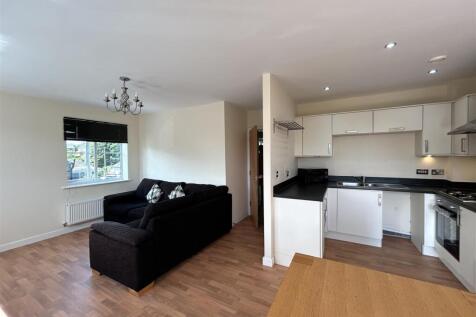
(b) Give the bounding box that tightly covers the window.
[64,117,128,186]
[66,141,128,185]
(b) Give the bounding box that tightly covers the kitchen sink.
[337,181,409,190]
[364,183,409,190]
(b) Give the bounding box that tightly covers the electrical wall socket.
[431,169,445,176]
[416,169,429,175]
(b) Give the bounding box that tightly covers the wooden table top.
[268,254,476,317]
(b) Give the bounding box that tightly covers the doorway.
[249,126,264,227]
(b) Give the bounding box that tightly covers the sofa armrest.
[91,221,152,246]
[104,190,137,203]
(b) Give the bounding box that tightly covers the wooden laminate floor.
[325,236,465,290]
[0,217,286,317]
[1,220,467,317]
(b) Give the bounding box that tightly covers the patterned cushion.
[146,184,163,203]
[168,185,185,200]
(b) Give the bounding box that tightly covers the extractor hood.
[447,119,476,135]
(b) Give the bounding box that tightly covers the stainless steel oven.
[434,197,460,261]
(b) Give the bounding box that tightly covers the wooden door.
[249,126,259,227]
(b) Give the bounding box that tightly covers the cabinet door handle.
[461,138,467,153]
[345,130,358,134]
[378,194,382,207]
[328,143,331,154]
[389,127,405,132]
[424,140,429,153]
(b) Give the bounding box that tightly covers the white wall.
[139,101,249,224]
[262,73,297,267]
[139,102,227,185]
[0,92,141,249]
[225,103,248,224]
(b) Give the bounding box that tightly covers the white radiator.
[65,198,104,226]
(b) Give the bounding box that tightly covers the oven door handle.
[434,205,460,226]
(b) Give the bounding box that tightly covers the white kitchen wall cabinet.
[415,103,452,156]
[332,111,373,135]
[274,197,324,267]
[452,94,476,156]
[294,117,303,156]
[326,188,383,247]
[373,106,423,133]
[302,114,332,157]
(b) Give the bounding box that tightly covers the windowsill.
[62,179,131,189]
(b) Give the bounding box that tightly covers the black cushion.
[135,178,162,198]
[183,183,216,195]
[91,222,152,246]
[139,195,196,229]
[127,206,147,220]
[126,219,142,228]
[159,181,185,200]
[193,186,228,201]
[107,199,148,218]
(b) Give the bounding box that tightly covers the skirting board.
[326,231,382,248]
[262,256,274,267]
[0,219,102,253]
[422,245,438,257]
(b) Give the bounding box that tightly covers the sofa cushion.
[136,178,162,198]
[146,184,163,203]
[159,181,185,200]
[107,199,148,218]
[183,183,216,195]
[168,185,185,200]
[126,219,142,228]
[91,222,152,247]
[193,186,229,201]
[139,195,196,229]
[127,206,147,220]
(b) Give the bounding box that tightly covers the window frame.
[65,140,129,187]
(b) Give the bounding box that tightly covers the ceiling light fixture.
[429,55,447,63]
[324,86,331,91]
[385,42,397,49]
[428,69,438,75]
[104,76,144,115]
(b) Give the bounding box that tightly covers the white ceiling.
[1,0,475,111]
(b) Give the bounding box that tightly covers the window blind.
[63,117,128,143]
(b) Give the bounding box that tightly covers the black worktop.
[273,176,476,212]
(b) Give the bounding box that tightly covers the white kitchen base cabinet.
[274,197,324,267]
[326,188,383,247]
[435,207,476,293]
[410,193,437,257]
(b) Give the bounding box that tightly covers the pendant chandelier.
[104,76,144,115]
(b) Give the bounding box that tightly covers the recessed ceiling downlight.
[324,86,330,91]
[385,42,397,49]
[429,55,447,63]
[428,69,438,75]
